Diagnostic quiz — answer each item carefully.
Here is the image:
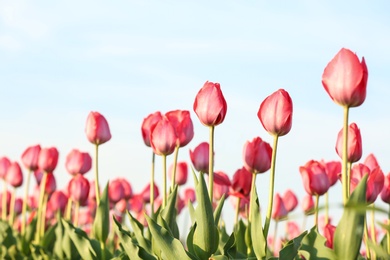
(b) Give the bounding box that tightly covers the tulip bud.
[0,157,11,179]
[272,193,288,220]
[85,111,112,145]
[165,110,194,147]
[21,144,41,171]
[48,190,68,214]
[322,160,341,187]
[141,182,159,203]
[150,116,177,156]
[65,149,92,175]
[243,137,272,174]
[190,142,210,173]
[193,81,227,127]
[231,167,252,198]
[38,147,59,173]
[381,173,390,204]
[366,167,384,204]
[335,123,362,163]
[324,223,337,249]
[301,194,315,214]
[68,174,90,205]
[108,179,125,204]
[282,189,298,213]
[364,153,380,172]
[183,187,196,204]
[169,161,188,186]
[299,160,330,196]
[6,161,23,188]
[258,89,293,136]
[141,111,163,147]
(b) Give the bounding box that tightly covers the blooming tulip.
[193,81,227,127]
[141,182,159,204]
[85,111,112,145]
[115,178,133,200]
[366,167,384,204]
[322,160,341,187]
[299,160,330,196]
[43,173,57,195]
[282,189,298,213]
[0,157,11,179]
[214,182,230,201]
[335,123,362,163]
[6,162,23,188]
[150,116,177,156]
[141,111,163,147]
[364,153,380,172]
[38,147,59,173]
[258,89,293,137]
[68,174,90,205]
[21,145,41,171]
[190,142,210,173]
[165,110,194,147]
[65,149,92,175]
[231,167,252,198]
[322,48,368,108]
[169,161,188,186]
[381,173,390,204]
[243,137,272,174]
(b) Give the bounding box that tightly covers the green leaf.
[223,231,247,259]
[366,240,390,259]
[193,173,219,259]
[250,188,267,259]
[279,230,307,259]
[188,201,196,225]
[41,221,56,250]
[235,219,248,255]
[299,226,335,259]
[127,211,152,254]
[209,255,228,260]
[186,222,197,258]
[159,185,180,239]
[0,220,16,248]
[145,215,192,260]
[334,174,368,260]
[214,194,225,225]
[93,182,110,243]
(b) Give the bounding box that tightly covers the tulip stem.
[162,155,167,208]
[65,199,72,221]
[341,106,350,205]
[171,145,180,191]
[234,197,241,226]
[314,194,320,229]
[325,192,329,225]
[40,193,49,237]
[150,152,155,218]
[248,173,257,224]
[263,134,279,239]
[21,170,32,235]
[94,144,101,205]
[370,209,377,245]
[208,126,215,201]
[35,172,48,244]
[2,180,7,221]
[364,218,372,259]
[9,187,16,226]
[74,201,80,227]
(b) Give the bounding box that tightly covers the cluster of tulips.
[0,47,389,260]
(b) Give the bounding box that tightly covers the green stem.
[21,170,32,235]
[248,173,257,223]
[94,144,101,205]
[314,194,320,229]
[65,198,72,221]
[341,106,350,205]
[370,208,377,245]
[163,155,167,208]
[364,217,372,259]
[325,192,329,225]
[208,126,215,201]
[74,201,80,227]
[234,197,241,227]
[263,134,279,239]
[9,187,16,226]
[35,172,48,243]
[2,180,7,221]
[150,152,155,218]
[171,145,179,191]
[40,193,49,237]
[100,240,106,260]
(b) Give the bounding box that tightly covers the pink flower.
[322,48,368,108]
[282,189,298,213]
[301,194,315,214]
[65,149,92,175]
[322,160,341,187]
[324,223,337,249]
[299,160,330,196]
[108,179,125,204]
[0,157,11,179]
[272,193,288,220]
[5,161,23,188]
[258,89,293,136]
[48,190,68,214]
[364,153,380,172]
[243,137,272,174]
[141,111,163,147]
[169,161,188,186]
[68,174,90,205]
[381,172,390,204]
[190,142,210,173]
[38,147,59,173]
[21,144,41,171]
[165,110,194,147]
[193,81,227,127]
[335,123,362,163]
[150,116,177,156]
[230,167,252,199]
[183,187,196,204]
[85,111,112,145]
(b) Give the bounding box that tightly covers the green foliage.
[93,183,110,244]
[249,188,267,259]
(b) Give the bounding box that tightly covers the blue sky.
[1,1,390,229]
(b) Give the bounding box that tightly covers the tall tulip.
[85,111,111,206]
[190,142,210,173]
[65,149,92,175]
[282,189,298,213]
[0,157,11,221]
[169,161,188,186]
[243,137,272,174]
[194,81,227,201]
[335,123,362,163]
[68,174,90,226]
[6,162,23,226]
[364,153,380,172]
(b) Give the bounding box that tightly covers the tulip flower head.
[301,194,315,214]
[21,144,41,171]
[190,142,210,173]
[68,174,90,205]
[243,137,272,174]
[169,161,188,186]
[322,160,341,187]
[381,172,390,204]
[231,167,252,198]
[258,89,293,137]
[150,116,177,156]
[0,157,11,179]
[299,160,330,196]
[282,189,298,213]
[85,111,112,145]
[335,123,362,163]
[6,162,23,188]
[193,81,227,127]
[65,149,92,175]
[165,110,194,147]
[364,153,380,172]
[38,147,59,173]
[322,48,368,108]
[141,111,163,147]
[272,193,288,220]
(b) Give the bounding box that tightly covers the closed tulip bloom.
[141,111,163,147]
[85,111,112,145]
[65,149,92,175]
[380,173,390,204]
[364,153,380,172]
[115,178,133,200]
[108,179,125,203]
[190,142,209,173]
[231,167,252,198]
[21,144,41,171]
[324,223,337,249]
[38,147,59,173]
[165,110,194,147]
[169,161,188,186]
[141,182,159,203]
[150,116,177,156]
[44,173,57,195]
[214,171,231,186]
[322,48,368,108]
[48,190,68,214]
[350,163,370,193]
[282,189,298,213]
[287,221,301,240]
[14,198,23,216]
[0,157,11,179]
[366,167,384,204]
[243,137,272,174]
[214,182,230,201]
[272,193,288,220]
[335,123,362,163]
[6,162,23,188]
[323,160,341,187]
[193,81,227,127]
[301,194,315,214]
[68,175,90,204]
[183,187,196,204]
[258,89,293,136]
[299,160,330,196]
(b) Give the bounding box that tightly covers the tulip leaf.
[93,182,109,243]
[235,219,248,254]
[186,222,197,258]
[0,221,16,249]
[249,188,267,259]
[188,201,196,225]
[299,226,335,259]
[193,173,219,259]
[159,185,179,239]
[209,255,228,260]
[145,215,192,260]
[334,174,368,260]
[279,230,307,259]
[214,194,225,225]
[127,211,152,253]
[41,222,56,250]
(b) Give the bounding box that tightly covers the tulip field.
[1,48,390,260]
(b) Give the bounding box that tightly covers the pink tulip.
[322,160,341,187]
[0,157,11,179]
[14,197,23,216]
[189,142,210,173]
[42,173,56,195]
[21,144,41,171]
[165,110,194,147]
[366,167,384,204]
[6,162,23,188]
[141,182,159,203]
[272,193,288,220]
[129,194,144,213]
[214,171,231,186]
[364,153,380,172]
[286,221,301,240]
[141,111,163,147]
[68,174,90,204]
[231,167,252,198]
[85,111,112,145]
[335,123,362,163]
[150,116,177,156]
[282,189,298,213]
[301,194,315,214]
[243,137,272,174]
[115,178,133,200]
[214,182,230,201]
[183,187,196,204]
[193,81,227,127]
[349,163,370,193]
[65,149,92,175]
[299,160,330,196]
[48,190,68,214]
[108,179,125,203]
[115,199,128,214]
[324,223,337,249]
[38,147,59,173]
[258,89,293,136]
[168,161,188,186]
[322,48,368,108]
[381,172,390,204]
